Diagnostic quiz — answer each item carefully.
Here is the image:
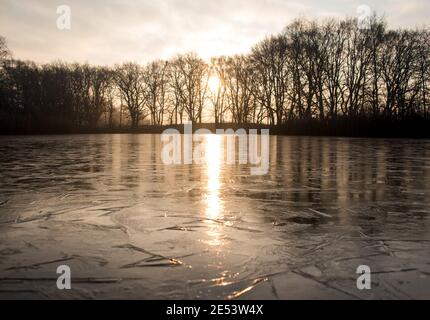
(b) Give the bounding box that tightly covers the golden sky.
[1,0,428,65]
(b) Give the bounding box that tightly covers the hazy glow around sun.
[208,76,221,93]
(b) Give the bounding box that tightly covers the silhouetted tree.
[144,60,170,125]
[210,57,228,124]
[170,53,209,123]
[0,15,429,135]
[114,63,148,128]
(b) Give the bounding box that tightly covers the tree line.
[0,16,429,134]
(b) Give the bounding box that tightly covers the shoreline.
[1,120,430,139]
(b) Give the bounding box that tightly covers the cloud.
[0,0,428,65]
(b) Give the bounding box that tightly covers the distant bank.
[1,118,429,138]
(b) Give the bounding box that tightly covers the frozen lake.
[0,134,430,299]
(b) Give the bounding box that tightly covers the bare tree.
[1,17,430,134]
[0,36,11,115]
[144,60,170,125]
[210,57,228,124]
[221,55,255,124]
[86,66,112,127]
[114,63,148,128]
[170,53,209,123]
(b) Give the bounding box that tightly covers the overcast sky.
[1,0,428,65]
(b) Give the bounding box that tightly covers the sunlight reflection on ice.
[204,134,225,247]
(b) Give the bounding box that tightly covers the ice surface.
[0,134,429,299]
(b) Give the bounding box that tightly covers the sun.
[208,75,220,93]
